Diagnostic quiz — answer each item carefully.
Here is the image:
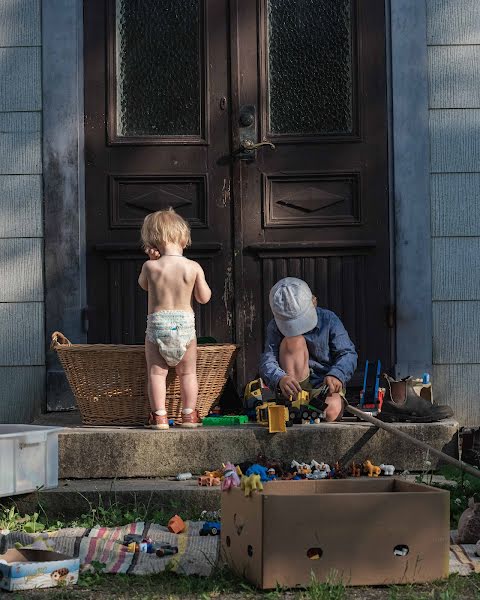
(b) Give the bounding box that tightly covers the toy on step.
[241,473,264,496]
[363,459,382,477]
[243,378,277,420]
[359,360,385,415]
[198,474,221,486]
[246,463,269,482]
[256,401,292,433]
[266,467,277,481]
[309,460,330,479]
[380,463,395,476]
[331,461,347,479]
[288,389,328,424]
[202,415,249,427]
[168,514,186,534]
[221,462,241,491]
[350,461,361,477]
[176,472,193,481]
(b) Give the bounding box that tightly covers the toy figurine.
[176,472,192,481]
[221,462,241,491]
[246,463,269,482]
[266,467,277,480]
[198,474,221,486]
[332,461,347,479]
[307,470,328,480]
[380,463,395,476]
[350,461,361,477]
[363,459,382,477]
[241,473,264,497]
[167,515,186,534]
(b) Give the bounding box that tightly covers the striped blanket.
[1,525,478,578]
[0,521,219,576]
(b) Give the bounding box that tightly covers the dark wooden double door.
[85,0,392,387]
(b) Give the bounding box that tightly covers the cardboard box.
[221,479,450,588]
[0,549,80,591]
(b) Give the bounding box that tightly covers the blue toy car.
[199,521,221,536]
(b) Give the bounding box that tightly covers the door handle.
[240,139,276,153]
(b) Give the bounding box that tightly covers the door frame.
[42,0,432,410]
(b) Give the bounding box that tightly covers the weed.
[303,572,346,600]
[0,505,46,533]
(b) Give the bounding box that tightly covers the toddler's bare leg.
[145,339,168,412]
[176,338,198,411]
[279,335,310,382]
[324,393,344,422]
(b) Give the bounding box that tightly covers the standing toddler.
[138,208,211,429]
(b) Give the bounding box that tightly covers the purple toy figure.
[221,462,241,491]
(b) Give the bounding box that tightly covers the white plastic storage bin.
[0,425,64,497]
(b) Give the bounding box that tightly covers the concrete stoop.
[19,414,458,520]
[33,413,460,478]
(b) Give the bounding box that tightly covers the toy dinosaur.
[241,473,264,497]
[221,462,241,491]
[363,459,382,477]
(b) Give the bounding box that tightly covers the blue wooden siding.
[428,0,480,424]
[0,0,44,423]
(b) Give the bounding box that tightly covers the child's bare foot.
[180,409,202,428]
[146,412,169,430]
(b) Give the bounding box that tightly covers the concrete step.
[13,474,457,522]
[15,478,220,521]
[34,413,459,479]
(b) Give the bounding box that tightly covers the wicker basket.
[51,331,239,426]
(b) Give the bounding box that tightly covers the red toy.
[168,514,186,534]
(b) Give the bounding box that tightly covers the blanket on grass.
[0,521,219,577]
[1,525,479,578]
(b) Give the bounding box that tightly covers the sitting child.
[259,277,357,422]
[138,208,211,429]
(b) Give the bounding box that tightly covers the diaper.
[146,310,196,367]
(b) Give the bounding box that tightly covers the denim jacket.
[259,307,358,391]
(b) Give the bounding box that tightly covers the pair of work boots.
[379,375,453,423]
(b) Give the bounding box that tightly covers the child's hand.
[279,375,302,398]
[145,247,160,260]
[324,375,342,395]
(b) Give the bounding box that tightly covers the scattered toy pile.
[190,456,396,497]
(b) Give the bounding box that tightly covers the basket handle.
[50,331,72,350]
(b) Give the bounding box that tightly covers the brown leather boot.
[379,375,453,423]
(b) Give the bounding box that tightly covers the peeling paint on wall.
[223,262,233,328]
[243,290,256,334]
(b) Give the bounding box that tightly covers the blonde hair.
[141,208,191,250]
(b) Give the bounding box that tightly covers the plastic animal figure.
[291,460,302,471]
[241,474,264,496]
[350,461,361,477]
[198,474,221,486]
[307,469,328,480]
[298,462,311,476]
[221,462,241,491]
[204,469,223,479]
[380,463,395,476]
[310,460,322,471]
[246,463,269,482]
[332,461,347,479]
[363,459,382,477]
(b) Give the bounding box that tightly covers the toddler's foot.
[181,409,202,428]
[146,412,169,430]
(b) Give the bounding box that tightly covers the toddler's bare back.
[144,256,198,314]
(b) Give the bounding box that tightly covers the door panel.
[85,0,232,344]
[232,0,391,387]
[84,0,392,392]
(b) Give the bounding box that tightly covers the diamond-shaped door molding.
[263,173,360,228]
[109,174,208,229]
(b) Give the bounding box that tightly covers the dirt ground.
[8,571,480,600]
